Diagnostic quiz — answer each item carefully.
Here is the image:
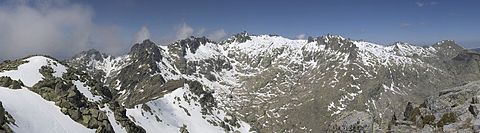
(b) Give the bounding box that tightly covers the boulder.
[469,105,480,117]
[80,108,90,115]
[67,89,77,98]
[88,118,100,128]
[89,109,99,118]
[54,82,67,94]
[473,119,480,131]
[10,80,22,89]
[82,115,92,125]
[68,109,81,121]
[0,77,12,87]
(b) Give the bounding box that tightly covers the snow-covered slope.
[0,56,67,87]
[0,87,94,133]
[126,87,251,133]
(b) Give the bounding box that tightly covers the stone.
[0,77,12,87]
[10,80,22,89]
[88,118,100,128]
[80,108,90,115]
[473,119,480,131]
[469,105,480,117]
[67,89,77,98]
[90,109,99,118]
[82,115,92,125]
[97,112,108,121]
[60,108,68,114]
[68,109,81,121]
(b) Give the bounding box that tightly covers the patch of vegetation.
[422,114,436,127]
[436,112,456,127]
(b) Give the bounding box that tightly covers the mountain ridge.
[0,33,479,132]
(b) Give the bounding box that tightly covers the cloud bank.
[0,0,128,61]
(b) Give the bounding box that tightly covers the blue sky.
[78,0,479,47]
[0,0,478,60]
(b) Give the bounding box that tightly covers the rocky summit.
[0,33,479,133]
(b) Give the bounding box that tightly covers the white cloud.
[207,29,227,41]
[296,34,306,40]
[134,26,151,44]
[0,0,128,60]
[416,2,425,7]
[176,22,194,40]
[416,1,437,7]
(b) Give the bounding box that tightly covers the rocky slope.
[0,32,479,132]
[388,80,480,132]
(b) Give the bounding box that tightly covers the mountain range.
[1,32,480,133]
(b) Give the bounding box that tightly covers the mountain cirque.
[0,32,479,132]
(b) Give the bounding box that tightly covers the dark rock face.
[0,101,13,133]
[110,39,178,107]
[129,39,162,62]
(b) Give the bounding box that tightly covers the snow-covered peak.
[0,56,67,87]
[353,40,437,66]
[320,34,347,42]
[134,26,151,44]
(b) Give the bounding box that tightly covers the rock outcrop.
[389,81,480,132]
[0,101,13,133]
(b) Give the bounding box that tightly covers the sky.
[0,0,479,61]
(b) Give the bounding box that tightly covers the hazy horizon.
[0,0,479,61]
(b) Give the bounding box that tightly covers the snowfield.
[126,87,251,133]
[0,56,67,87]
[0,87,94,133]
